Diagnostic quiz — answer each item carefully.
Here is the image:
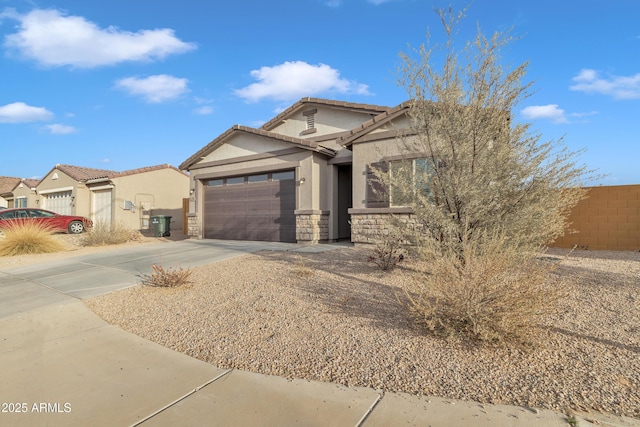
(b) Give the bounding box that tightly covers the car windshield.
[0,211,16,219]
[29,210,56,218]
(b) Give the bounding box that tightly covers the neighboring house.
[181,97,416,243]
[10,178,40,208]
[0,176,21,208]
[33,164,189,231]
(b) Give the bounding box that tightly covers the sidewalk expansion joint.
[130,368,233,427]
[355,392,384,427]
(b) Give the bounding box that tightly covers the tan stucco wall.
[268,107,379,138]
[203,135,291,163]
[12,183,38,207]
[110,168,189,232]
[35,169,90,216]
[351,136,411,209]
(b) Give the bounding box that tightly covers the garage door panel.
[44,191,72,215]
[203,171,296,242]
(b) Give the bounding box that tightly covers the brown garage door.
[203,170,296,242]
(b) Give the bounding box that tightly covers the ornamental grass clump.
[83,220,135,246]
[142,264,193,288]
[0,221,65,256]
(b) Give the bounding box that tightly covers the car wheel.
[68,221,85,234]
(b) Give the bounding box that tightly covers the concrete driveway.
[0,239,626,426]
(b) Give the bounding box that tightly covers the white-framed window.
[15,197,27,208]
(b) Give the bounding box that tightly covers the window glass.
[272,171,295,181]
[17,210,29,218]
[414,158,434,195]
[248,174,268,183]
[390,160,413,206]
[29,209,55,218]
[0,211,16,219]
[226,176,245,185]
[206,179,223,187]
[16,197,27,208]
[389,158,434,207]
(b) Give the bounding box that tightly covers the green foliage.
[142,264,193,288]
[566,415,579,427]
[0,221,65,256]
[83,220,136,246]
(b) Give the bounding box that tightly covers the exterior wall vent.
[301,109,318,135]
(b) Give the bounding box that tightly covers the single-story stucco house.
[25,163,189,231]
[180,97,417,244]
[0,176,22,208]
[2,178,41,209]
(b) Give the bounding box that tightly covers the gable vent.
[301,108,317,135]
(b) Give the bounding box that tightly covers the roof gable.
[338,101,415,147]
[260,97,390,133]
[180,125,336,170]
[45,164,117,182]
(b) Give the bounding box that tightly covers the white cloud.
[0,102,53,123]
[570,68,640,100]
[99,158,111,164]
[520,104,568,123]
[115,74,189,103]
[235,61,370,102]
[2,8,195,68]
[45,123,77,134]
[193,106,213,115]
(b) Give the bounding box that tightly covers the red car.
[0,208,92,234]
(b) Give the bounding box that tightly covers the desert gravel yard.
[85,246,640,419]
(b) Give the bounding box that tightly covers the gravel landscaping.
[85,246,639,419]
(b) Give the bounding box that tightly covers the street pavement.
[0,239,637,426]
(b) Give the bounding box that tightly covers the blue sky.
[1,0,638,185]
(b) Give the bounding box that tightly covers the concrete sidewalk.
[0,240,637,426]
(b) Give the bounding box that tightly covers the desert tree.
[382,8,590,343]
[386,7,589,261]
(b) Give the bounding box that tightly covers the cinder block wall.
[553,185,640,251]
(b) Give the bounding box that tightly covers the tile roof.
[113,164,188,178]
[54,164,117,181]
[337,101,414,147]
[19,178,40,189]
[180,124,336,170]
[260,97,391,132]
[0,176,21,195]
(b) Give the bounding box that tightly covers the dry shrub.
[0,221,65,256]
[83,220,136,246]
[142,264,193,288]
[292,259,314,279]
[403,236,568,345]
[368,229,406,272]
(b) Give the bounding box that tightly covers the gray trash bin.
[150,215,172,237]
